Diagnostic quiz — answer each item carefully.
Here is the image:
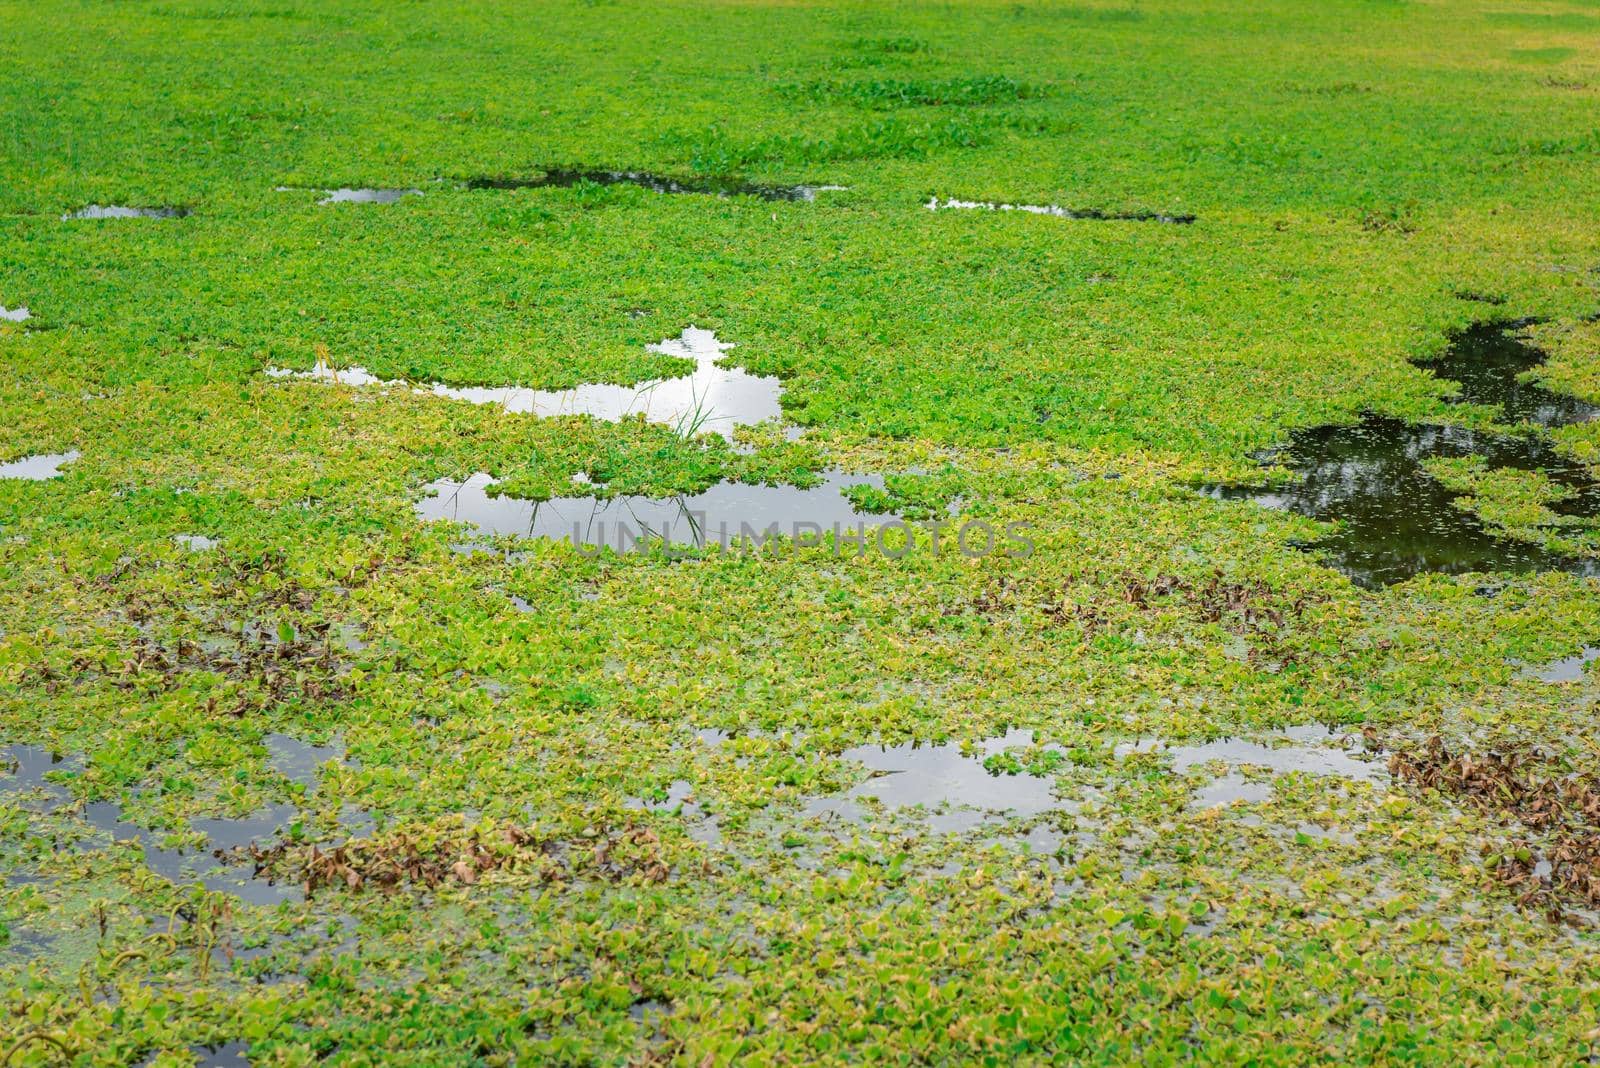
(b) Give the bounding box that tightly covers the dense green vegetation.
[3,0,1600,1063]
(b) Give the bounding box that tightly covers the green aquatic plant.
[3,0,1600,1062]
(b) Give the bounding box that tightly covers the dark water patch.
[0,450,80,480]
[927,196,1195,224]
[415,469,890,552]
[467,170,844,202]
[1422,324,1600,427]
[62,205,187,220]
[0,922,57,963]
[1203,323,1600,587]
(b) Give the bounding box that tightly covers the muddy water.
[1205,324,1600,587]
[927,196,1195,224]
[268,327,782,435]
[0,450,79,480]
[469,170,844,202]
[416,469,888,551]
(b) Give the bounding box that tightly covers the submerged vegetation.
[3,0,1600,1062]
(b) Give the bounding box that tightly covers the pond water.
[2,742,301,904]
[926,196,1195,224]
[83,798,302,906]
[1204,323,1600,586]
[0,744,79,807]
[807,729,1064,832]
[62,205,187,219]
[0,450,80,480]
[1529,645,1599,682]
[1120,725,1383,808]
[469,170,845,202]
[0,305,28,322]
[136,1042,251,1068]
[415,469,888,551]
[267,327,783,435]
[316,187,421,204]
[263,731,350,788]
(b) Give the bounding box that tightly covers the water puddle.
[468,170,844,202]
[1427,322,1600,426]
[1,744,80,807]
[83,798,302,906]
[1120,728,1385,781]
[0,450,79,480]
[1191,773,1274,808]
[62,205,187,220]
[1528,645,1599,682]
[137,1042,250,1067]
[268,327,782,435]
[1,305,28,322]
[927,196,1195,224]
[315,187,421,205]
[1121,726,1384,808]
[263,732,348,788]
[3,744,300,903]
[808,729,1064,831]
[415,469,888,551]
[627,780,720,845]
[173,533,219,551]
[1203,323,1600,586]
[630,998,672,1024]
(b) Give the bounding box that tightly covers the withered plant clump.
[1391,735,1600,921]
[238,821,670,896]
